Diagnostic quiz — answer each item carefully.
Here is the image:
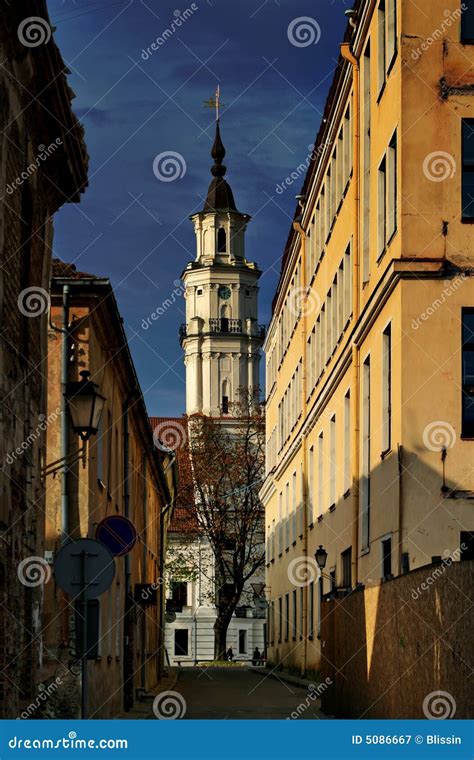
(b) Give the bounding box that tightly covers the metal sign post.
[54,538,116,719]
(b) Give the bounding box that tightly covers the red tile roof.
[149,416,199,535]
[51,258,102,280]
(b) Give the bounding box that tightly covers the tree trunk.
[214,612,232,661]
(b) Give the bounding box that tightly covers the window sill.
[460,435,474,440]
[285,547,289,553]
[317,515,323,523]
[360,546,370,556]
[308,522,314,530]
[461,217,474,224]
[343,488,351,499]
[329,503,336,513]
[98,479,105,490]
[292,636,297,642]
[381,448,392,460]
[292,540,297,547]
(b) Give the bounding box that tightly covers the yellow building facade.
[261,0,474,675]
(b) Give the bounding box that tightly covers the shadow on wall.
[320,559,474,719]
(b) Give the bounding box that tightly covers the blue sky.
[50,0,349,416]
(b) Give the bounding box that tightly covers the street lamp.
[65,370,106,441]
[315,545,328,572]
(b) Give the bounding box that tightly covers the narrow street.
[166,667,325,720]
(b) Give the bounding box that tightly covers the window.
[278,597,282,643]
[308,446,314,524]
[344,390,351,494]
[378,156,386,256]
[361,356,371,550]
[461,1,474,43]
[329,415,336,509]
[330,569,337,592]
[285,482,290,549]
[278,492,283,555]
[460,531,474,560]
[317,432,324,518]
[217,227,227,253]
[309,581,314,639]
[387,0,397,66]
[462,119,474,219]
[387,131,397,240]
[341,547,352,588]
[222,395,229,414]
[285,593,289,641]
[462,309,474,436]
[96,414,104,485]
[382,536,392,579]
[238,629,247,654]
[377,1,386,96]
[299,587,304,639]
[171,581,187,608]
[292,471,297,541]
[382,324,392,452]
[292,589,297,639]
[196,287,203,295]
[363,42,371,283]
[174,629,189,656]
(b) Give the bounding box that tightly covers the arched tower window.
[202,229,208,256]
[220,304,230,332]
[217,227,227,253]
[222,379,230,414]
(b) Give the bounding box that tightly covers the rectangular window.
[317,432,324,518]
[387,0,397,66]
[309,581,314,639]
[361,356,371,550]
[285,593,289,641]
[378,0,386,96]
[292,471,297,542]
[363,42,371,283]
[382,536,392,579]
[344,243,352,323]
[174,629,189,656]
[382,323,392,452]
[462,119,474,219]
[292,589,297,639]
[387,131,397,240]
[344,105,352,183]
[222,395,229,414]
[329,415,336,509]
[462,309,474,436]
[238,629,247,654]
[341,547,352,588]
[461,1,474,43]
[171,581,188,608]
[308,446,314,524]
[96,415,104,485]
[378,156,387,256]
[285,481,290,550]
[299,587,304,639]
[344,390,351,493]
[278,597,282,643]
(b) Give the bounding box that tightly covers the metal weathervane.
[204,85,224,121]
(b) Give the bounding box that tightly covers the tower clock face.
[218,285,231,300]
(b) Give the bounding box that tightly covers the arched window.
[217,227,227,253]
[220,304,230,332]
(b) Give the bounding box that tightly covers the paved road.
[168,666,325,719]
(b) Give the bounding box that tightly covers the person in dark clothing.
[252,647,260,666]
[226,647,234,662]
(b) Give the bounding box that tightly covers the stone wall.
[320,560,474,719]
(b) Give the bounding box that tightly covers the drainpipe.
[61,284,70,543]
[293,212,308,675]
[341,42,361,588]
[123,393,135,595]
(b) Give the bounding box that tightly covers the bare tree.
[184,389,265,660]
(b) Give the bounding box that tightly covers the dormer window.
[218,227,227,253]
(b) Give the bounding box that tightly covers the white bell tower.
[180,119,263,417]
